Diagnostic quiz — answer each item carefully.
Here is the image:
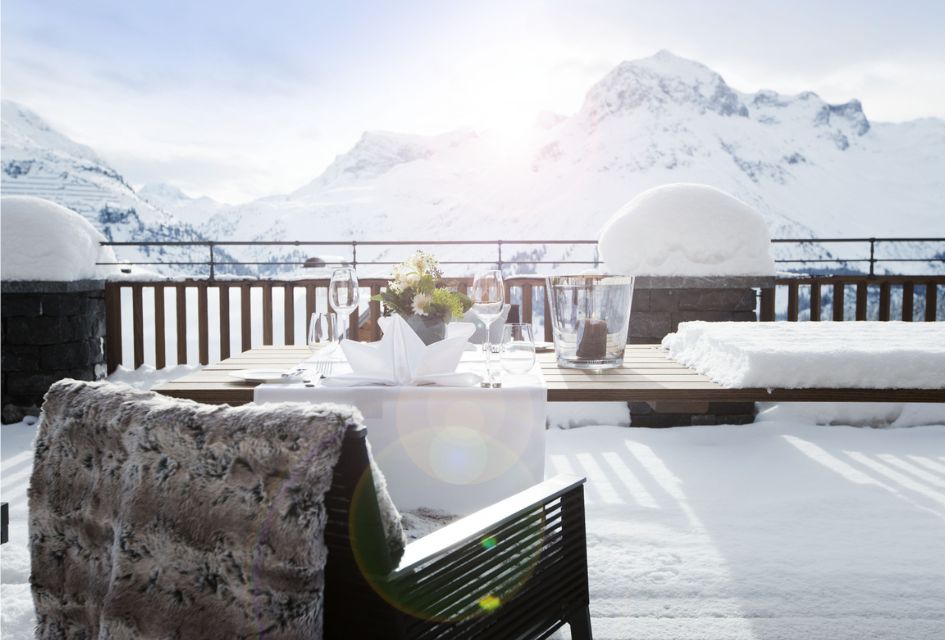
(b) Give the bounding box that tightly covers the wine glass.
[501,324,536,375]
[329,267,360,339]
[307,313,341,355]
[470,269,505,387]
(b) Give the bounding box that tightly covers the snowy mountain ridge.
[138,182,229,223]
[582,50,752,122]
[2,51,943,275]
[0,100,212,271]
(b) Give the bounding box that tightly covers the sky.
[3,0,944,203]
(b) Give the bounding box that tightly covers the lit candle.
[576,318,608,359]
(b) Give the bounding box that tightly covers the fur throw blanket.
[29,379,406,639]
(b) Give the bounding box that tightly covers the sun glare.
[444,45,564,135]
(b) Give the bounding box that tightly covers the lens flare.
[478,594,502,611]
[481,536,498,550]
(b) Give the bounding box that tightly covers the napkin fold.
[323,315,480,387]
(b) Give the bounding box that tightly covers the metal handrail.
[98,237,945,279]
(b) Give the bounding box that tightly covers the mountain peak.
[580,51,749,124]
[751,89,871,140]
[295,128,478,194]
[2,99,105,165]
[139,182,191,203]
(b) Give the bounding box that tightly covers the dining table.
[152,344,944,405]
[152,342,944,512]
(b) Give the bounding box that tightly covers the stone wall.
[630,276,771,344]
[1,280,107,422]
[628,276,774,426]
[629,401,756,428]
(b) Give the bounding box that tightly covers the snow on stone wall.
[1,196,118,281]
[598,183,777,276]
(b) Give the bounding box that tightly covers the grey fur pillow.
[29,379,404,640]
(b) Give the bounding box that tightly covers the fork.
[313,360,334,379]
[281,367,307,381]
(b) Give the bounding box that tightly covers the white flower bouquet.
[372,251,472,324]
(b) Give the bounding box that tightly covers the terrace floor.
[3,412,945,639]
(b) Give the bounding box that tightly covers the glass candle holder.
[545,275,635,369]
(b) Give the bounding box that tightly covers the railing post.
[352,241,358,270]
[497,240,503,272]
[208,241,215,281]
[759,287,776,322]
[868,238,876,277]
[104,282,123,374]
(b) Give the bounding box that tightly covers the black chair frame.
[324,425,592,640]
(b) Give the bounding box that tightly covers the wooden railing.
[105,274,943,372]
[759,275,945,322]
[104,276,550,373]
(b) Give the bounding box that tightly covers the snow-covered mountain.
[192,51,943,272]
[138,183,228,222]
[0,100,210,271]
[3,52,944,275]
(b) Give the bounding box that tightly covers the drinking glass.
[329,268,360,338]
[501,324,536,375]
[470,269,505,387]
[308,313,341,354]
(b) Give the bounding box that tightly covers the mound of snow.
[598,184,776,276]
[1,196,118,281]
[662,321,945,389]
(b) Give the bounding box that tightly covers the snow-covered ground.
[547,419,945,639]
[3,389,944,638]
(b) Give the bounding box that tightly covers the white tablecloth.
[254,353,546,514]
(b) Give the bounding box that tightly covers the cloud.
[2,0,943,201]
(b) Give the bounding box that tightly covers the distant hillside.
[0,100,211,271]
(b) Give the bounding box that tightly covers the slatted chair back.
[324,426,592,640]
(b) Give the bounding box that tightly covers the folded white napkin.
[323,315,481,387]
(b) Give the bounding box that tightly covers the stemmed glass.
[470,269,505,387]
[328,267,360,339]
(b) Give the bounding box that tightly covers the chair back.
[323,425,404,637]
[30,380,390,639]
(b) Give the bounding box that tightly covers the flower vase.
[403,314,448,345]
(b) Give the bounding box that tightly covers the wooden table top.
[152,344,945,405]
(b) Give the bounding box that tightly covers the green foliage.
[370,250,471,322]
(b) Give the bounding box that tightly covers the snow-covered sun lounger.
[663,321,945,391]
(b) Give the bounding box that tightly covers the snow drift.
[662,320,945,389]
[0,196,118,280]
[598,184,777,276]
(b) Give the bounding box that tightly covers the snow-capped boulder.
[598,184,776,276]
[1,196,118,280]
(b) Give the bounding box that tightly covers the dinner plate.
[229,369,297,383]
